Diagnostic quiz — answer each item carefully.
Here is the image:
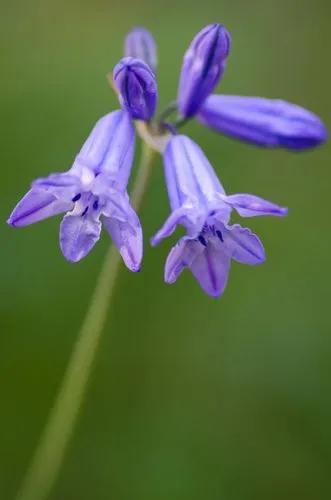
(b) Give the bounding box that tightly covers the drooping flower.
[113,57,158,121]
[152,135,287,297]
[177,23,231,118]
[8,110,143,269]
[197,95,328,150]
[124,26,158,74]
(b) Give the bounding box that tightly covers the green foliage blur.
[1,0,330,499]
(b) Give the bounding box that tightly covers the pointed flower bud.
[124,27,157,74]
[177,23,231,118]
[198,95,328,150]
[113,57,158,121]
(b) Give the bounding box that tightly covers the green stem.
[158,100,178,122]
[172,116,190,129]
[15,144,155,500]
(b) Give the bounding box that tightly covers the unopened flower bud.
[124,27,157,74]
[177,23,231,118]
[113,57,158,121]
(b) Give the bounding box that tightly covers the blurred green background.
[1,0,330,499]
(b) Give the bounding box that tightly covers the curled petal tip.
[150,230,168,247]
[103,208,143,273]
[150,236,158,247]
[208,289,224,299]
[223,193,288,218]
[63,254,82,264]
[164,274,174,285]
[321,124,328,141]
[128,266,141,273]
[127,261,141,273]
[7,216,16,227]
[255,247,266,265]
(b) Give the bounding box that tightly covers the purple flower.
[177,23,231,118]
[124,27,158,74]
[8,110,143,270]
[198,95,328,150]
[152,135,287,297]
[113,57,158,121]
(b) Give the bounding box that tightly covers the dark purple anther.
[198,234,208,247]
[216,230,223,242]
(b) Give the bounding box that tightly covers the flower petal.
[32,172,80,202]
[164,235,231,298]
[165,236,203,284]
[73,111,135,191]
[221,224,265,265]
[198,95,328,150]
[223,193,288,217]
[189,238,231,297]
[163,135,229,214]
[151,205,205,246]
[103,210,143,272]
[60,213,101,262]
[8,189,72,227]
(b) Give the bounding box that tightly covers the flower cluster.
[8,24,327,297]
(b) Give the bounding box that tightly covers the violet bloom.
[124,27,157,74]
[113,57,158,121]
[198,95,328,150]
[152,135,287,297]
[177,23,231,118]
[8,110,142,269]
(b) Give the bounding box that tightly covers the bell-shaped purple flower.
[177,23,231,118]
[8,110,143,270]
[113,57,158,121]
[124,27,157,74]
[152,135,287,298]
[197,95,328,150]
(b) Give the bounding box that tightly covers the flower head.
[152,135,287,297]
[8,111,143,270]
[7,24,328,297]
[124,27,158,74]
[177,23,231,118]
[113,57,158,121]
